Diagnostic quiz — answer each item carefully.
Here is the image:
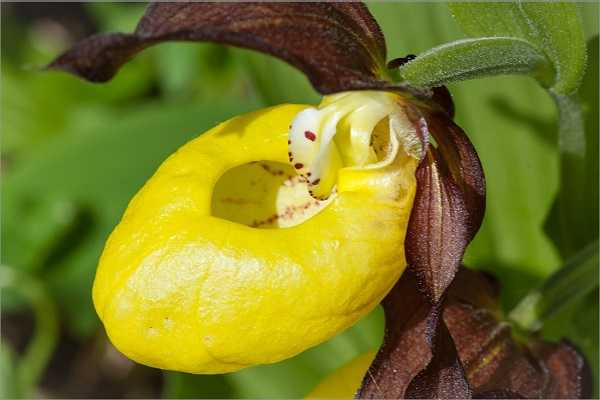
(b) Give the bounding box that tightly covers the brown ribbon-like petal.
[47,2,389,94]
[533,340,592,398]
[358,103,485,398]
[404,317,471,399]
[358,267,592,399]
[425,113,486,240]
[356,270,471,399]
[445,267,592,399]
[404,107,485,304]
[405,146,470,303]
[358,101,588,398]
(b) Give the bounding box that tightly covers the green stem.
[509,240,599,332]
[550,92,588,257]
[0,265,58,397]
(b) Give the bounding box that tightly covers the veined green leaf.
[399,37,551,88]
[449,2,587,95]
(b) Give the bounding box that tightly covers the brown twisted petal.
[424,112,486,240]
[358,103,588,399]
[406,146,470,303]
[533,340,592,398]
[357,104,484,398]
[46,2,389,94]
[402,107,485,304]
[358,267,592,399]
[444,268,592,399]
[473,390,524,399]
[356,270,436,398]
[404,316,471,399]
[357,269,471,399]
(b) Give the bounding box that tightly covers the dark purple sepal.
[47,2,389,94]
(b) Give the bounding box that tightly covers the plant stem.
[509,240,599,332]
[551,92,588,257]
[0,265,58,397]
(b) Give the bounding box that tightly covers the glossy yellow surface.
[307,351,376,398]
[93,101,417,374]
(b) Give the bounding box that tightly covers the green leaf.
[545,36,599,258]
[399,37,551,88]
[449,3,529,38]
[0,344,18,398]
[518,3,587,95]
[449,1,587,95]
[1,63,155,163]
[0,266,58,397]
[239,49,319,106]
[509,241,599,331]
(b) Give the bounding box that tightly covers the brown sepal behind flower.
[358,267,592,399]
[356,269,471,399]
[430,86,455,119]
[46,2,389,94]
[444,267,592,399]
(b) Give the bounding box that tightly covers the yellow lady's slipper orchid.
[93,91,419,374]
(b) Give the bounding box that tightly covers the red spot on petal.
[294,163,304,169]
[304,131,316,141]
[312,179,320,185]
[288,139,291,144]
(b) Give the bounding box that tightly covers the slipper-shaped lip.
[93,103,417,374]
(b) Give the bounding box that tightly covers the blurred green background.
[1,2,598,398]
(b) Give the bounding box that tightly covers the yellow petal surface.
[306,351,376,399]
[93,101,417,374]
